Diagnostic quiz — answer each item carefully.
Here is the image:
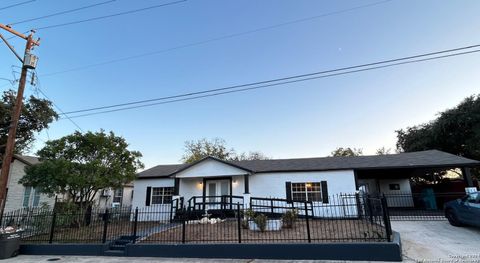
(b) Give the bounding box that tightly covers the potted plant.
[281,209,298,229]
[246,209,282,231]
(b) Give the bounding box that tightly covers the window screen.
[291,182,322,202]
[151,187,174,204]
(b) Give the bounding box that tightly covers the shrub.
[281,209,298,228]
[55,202,86,228]
[244,209,256,219]
[254,214,268,232]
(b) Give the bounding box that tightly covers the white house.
[132,150,480,220]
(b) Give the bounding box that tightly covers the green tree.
[181,138,269,163]
[330,147,363,157]
[233,151,270,161]
[396,94,480,180]
[375,147,392,155]
[20,131,143,207]
[396,95,480,160]
[0,90,57,159]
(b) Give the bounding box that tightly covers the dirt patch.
[22,220,165,243]
[141,219,387,243]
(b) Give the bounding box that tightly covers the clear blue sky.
[1,0,479,169]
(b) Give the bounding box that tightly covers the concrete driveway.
[3,221,480,262]
[391,221,480,262]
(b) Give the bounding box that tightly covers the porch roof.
[136,150,480,179]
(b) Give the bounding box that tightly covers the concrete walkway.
[391,221,480,262]
[135,222,180,240]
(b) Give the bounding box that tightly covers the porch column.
[244,173,250,194]
[243,193,251,209]
[461,167,477,193]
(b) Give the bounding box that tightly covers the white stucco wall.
[4,159,55,212]
[132,178,175,221]
[378,178,414,207]
[132,166,359,220]
[248,170,358,217]
[175,159,248,178]
[248,170,356,198]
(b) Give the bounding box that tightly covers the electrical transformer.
[23,53,38,69]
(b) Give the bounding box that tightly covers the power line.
[60,46,480,119]
[60,44,480,116]
[0,0,35,11]
[37,87,84,132]
[33,72,84,131]
[34,0,187,31]
[40,0,394,77]
[8,0,117,26]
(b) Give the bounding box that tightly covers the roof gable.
[174,157,251,178]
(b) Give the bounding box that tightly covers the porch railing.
[249,196,314,218]
[186,195,244,211]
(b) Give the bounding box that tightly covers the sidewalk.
[1,256,401,263]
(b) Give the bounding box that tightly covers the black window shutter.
[321,181,329,203]
[174,178,180,195]
[285,182,292,203]
[145,187,152,206]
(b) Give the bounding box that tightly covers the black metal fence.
[382,192,465,221]
[2,194,392,245]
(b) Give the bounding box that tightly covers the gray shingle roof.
[137,150,480,179]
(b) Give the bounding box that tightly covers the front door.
[205,179,230,210]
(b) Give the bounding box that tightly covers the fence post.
[181,217,186,244]
[355,193,362,219]
[102,209,109,243]
[132,207,138,244]
[380,196,392,242]
[366,195,374,223]
[48,211,57,244]
[304,202,311,243]
[270,199,274,215]
[170,199,174,223]
[236,203,242,243]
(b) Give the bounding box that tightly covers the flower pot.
[248,219,282,231]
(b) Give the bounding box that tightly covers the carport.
[353,150,480,220]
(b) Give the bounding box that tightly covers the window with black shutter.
[290,182,322,202]
[285,182,292,202]
[145,187,151,206]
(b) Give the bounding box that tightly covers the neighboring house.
[2,155,134,212]
[132,150,479,218]
[3,155,55,212]
[94,183,134,209]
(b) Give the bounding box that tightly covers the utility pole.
[0,23,40,218]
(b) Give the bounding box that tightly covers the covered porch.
[171,157,252,219]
